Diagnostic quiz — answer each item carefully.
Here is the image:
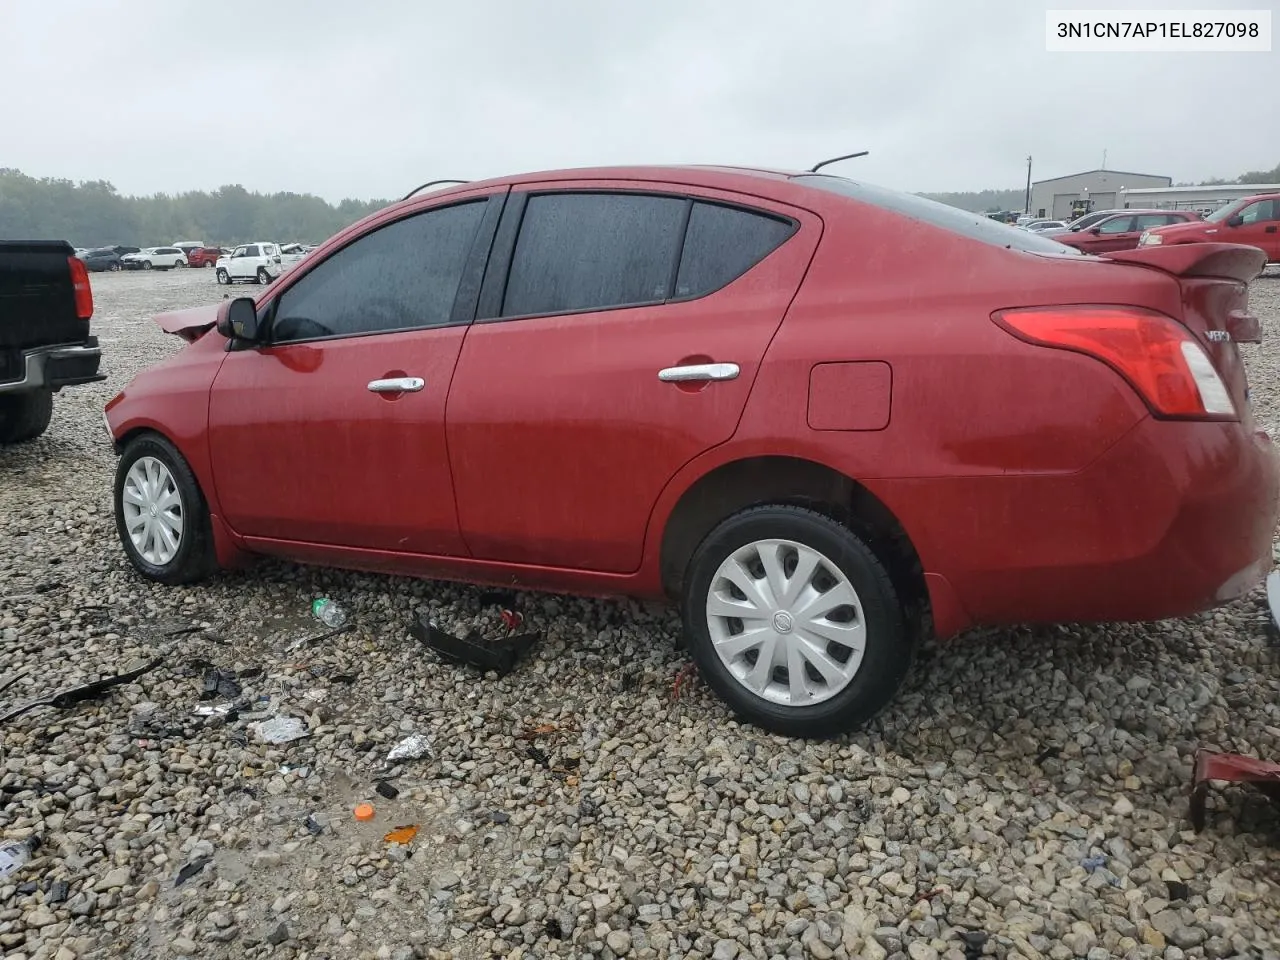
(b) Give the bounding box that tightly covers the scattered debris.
[411,613,541,677]
[526,746,550,768]
[353,803,375,822]
[1034,746,1061,765]
[1166,879,1189,901]
[193,703,234,717]
[47,880,69,903]
[1190,748,1280,832]
[304,815,325,836]
[161,624,206,638]
[0,658,163,724]
[388,734,434,762]
[250,716,308,745]
[490,810,511,824]
[311,597,349,628]
[330,673,358,684]
[671,661,698,699]
[477,589,519,608]
[174,856,212,888]
[289,623,354,652]
[1081,855,1107,872]
[383,824,418,844]
[544,918,564,939]
[200,668,242,700]
[0,835,39,878]
[375,781,400,800]
[956,930,989,960]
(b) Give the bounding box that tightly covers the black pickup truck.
[0,240,105,443]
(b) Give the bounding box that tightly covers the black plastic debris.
[477,590,519,609]
[1166,879,1189,901]
[330,673,358,684]
[47,880,69,903]
[411,614,541,678]
[304,815,325,836]
[490,810,511,824]
[526,746,550,768]
[16,882,36,895]
[957,930,989,960]
[0,658,163,725]
[174,856,211,887]
[200,669,242,701]
[375,781,400,800]
[544,918,563,939]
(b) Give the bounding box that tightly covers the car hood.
[154,302,223,342]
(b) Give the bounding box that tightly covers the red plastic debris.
[1189,749,1280,832]
[500,609,524,632]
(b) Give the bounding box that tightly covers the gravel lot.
[3,267,1280,960]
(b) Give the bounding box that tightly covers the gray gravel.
[3,267,1280,959]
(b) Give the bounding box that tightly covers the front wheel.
[681,505,913,738]
[216,268,230,285]
[0,389,54,443]
[109,263,121,272]
[142,260,153,270]
[114,433,217,585]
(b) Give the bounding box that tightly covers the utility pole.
[1024,156,1033,215]
[1102,148,1107,170]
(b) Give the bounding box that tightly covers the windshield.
[792,174,1081,255]
[1205,199,1247,223]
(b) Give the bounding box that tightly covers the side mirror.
[1226,214,1243,227]
[216,297,262,342]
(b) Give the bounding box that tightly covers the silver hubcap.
[706,539,866,707]
[122,456,183,565]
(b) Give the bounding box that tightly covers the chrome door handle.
[657,362,740,383]
[367,377,425,393]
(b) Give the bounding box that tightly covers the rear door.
[445,182,821,573]
[208,192,503,554]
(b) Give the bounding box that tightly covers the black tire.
[113,433,217,585]
[0,389,53,443]
[216,268,230,285]
[256,268,271,285]
[681,505,912,738]
[110,262,121,272]
[142,260,153,270]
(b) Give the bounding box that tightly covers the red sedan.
[103,165,1279,737]
[1052,209,1201,253]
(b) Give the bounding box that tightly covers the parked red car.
[103,165,1279,736]
[186,247,226,268]
[1139,193,1280,264]
[1052,209,1202,253]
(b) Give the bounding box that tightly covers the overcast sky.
[5,0,1277,202]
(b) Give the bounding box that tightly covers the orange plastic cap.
[353,803,375,821]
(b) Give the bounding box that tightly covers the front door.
[1084,214,1139,252]
[208,193,500,555]
[1228,198,1280,261]
[446,185,821,573]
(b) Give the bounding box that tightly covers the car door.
[207,191,503,554]
[1229,199,1280,260]
[226,246,249,278]
[445,184,821,573]
[1081,214,1138,252]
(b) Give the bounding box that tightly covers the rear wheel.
[216,268,230,285]
[681,505,913,738]
[0,389,54,443]
[256,267,271,285]
[109,262,121,272]
[114,433,217,585]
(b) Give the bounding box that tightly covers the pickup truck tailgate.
[0,240,87,352]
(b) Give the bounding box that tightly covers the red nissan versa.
[103,165,1280,737]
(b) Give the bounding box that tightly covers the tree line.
[0,168,390,249]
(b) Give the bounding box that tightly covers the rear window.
[792,174,1082,254]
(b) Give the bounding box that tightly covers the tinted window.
[1134,215,1170,231]
[244,245,260,257]
[502,193,685,317]
[674,202,794,299]
[793,174,1082,254]
[270,200,486,343]
[1097,216,1134,235]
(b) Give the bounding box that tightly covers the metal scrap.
[1190,748,1280,832]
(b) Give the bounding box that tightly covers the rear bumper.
[0,340,104,394]
[885,417,1280,634]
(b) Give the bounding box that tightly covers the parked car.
[173,241,204,257]
[1051,210,1202,254]
[122,247,189,270]
[80,247,125,272]
[0,240,105,442]
[103,164,1279,737]
[215,242,286,285]
[1139,193,1280,264]
[1037,209,1129,237]
[187,246,226,268]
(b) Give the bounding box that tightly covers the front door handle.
[1266,225,1277,233]
[658,362,740,383]
[367,377,425,393]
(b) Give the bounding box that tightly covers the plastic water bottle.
[0,836,40,879]
[311,598,348,628]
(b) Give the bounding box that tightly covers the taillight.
[993,306,1235,419]
[68,255,93,320]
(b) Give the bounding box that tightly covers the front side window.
[244,245,261,258]
[673,202,795,299]
[1134,215,1170,231]
[502,193,686,317]
[1097,216,1134,235]
[269,199,487,343]
[1240,200,1276,224]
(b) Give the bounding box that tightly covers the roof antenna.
[401,179,470,201]
[808,151,870,173]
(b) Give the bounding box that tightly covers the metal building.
[1029,169,1172,220]
[1120,182,1280,215]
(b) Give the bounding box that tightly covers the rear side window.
[502,193,685,317]
[270,200,486,343]
[792,174,1082,254]
[673,202,795,299]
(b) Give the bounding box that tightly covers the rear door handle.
[368,377,425,393]
[658,363,740,383]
